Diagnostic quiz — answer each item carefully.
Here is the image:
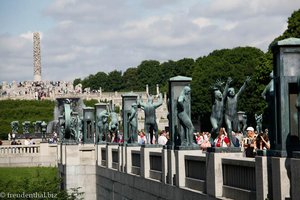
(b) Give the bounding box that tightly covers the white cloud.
[1,0,300,83]
[192,17,212,28]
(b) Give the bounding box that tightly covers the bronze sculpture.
[138,93,163,144]
[225,76,251,145]
[177,86,195,146]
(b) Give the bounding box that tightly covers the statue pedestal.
[141,144,163,148]
[61,139,78,145]
[140,145,163,179]
[175,145,200,150]
[207,147,241,153]
[125,143,140,147]
[106,143,120,170]
[175,149,204,188]
[205,149,243,197]
[124,145,141,175]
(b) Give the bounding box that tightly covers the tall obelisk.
[33,32,42,82]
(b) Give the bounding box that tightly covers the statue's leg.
[180,116,195,146]
[153,123,159,144]
[133,126,137,143]
[233,117,239,132]
[179,122,186,145]
[149,126,153,144]
[225,116,233,146]
[186,120,195,145]
[145,124,150,144]
[210,117,218,140]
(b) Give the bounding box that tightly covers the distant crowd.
[136,126,270,158]
[4,126,270,158]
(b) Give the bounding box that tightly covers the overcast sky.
[0,0,300,83]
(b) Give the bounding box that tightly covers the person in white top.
[158,130,168,145]
[24,138,30,145]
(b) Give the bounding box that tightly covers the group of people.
[195,126,270,157]
[137,130,170,145]
[194,132,212,149]
[243,127,270,157]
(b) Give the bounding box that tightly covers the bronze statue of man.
[139,93,163,144]
[225,76,251,145]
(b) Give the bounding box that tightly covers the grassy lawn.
[0,167,68,199]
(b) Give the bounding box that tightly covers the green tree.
[94,72,108,91]
[107,70,123,91]
[123,67,139,91]
[175,58,195,77]
[73,78,81,87]
[136,60,162,94]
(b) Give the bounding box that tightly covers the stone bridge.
[0,143,299,200]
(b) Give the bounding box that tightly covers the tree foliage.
[191,47,265,130]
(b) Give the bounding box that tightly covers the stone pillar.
[291,153,300,199]
[83,107,95,144]
[59,144,96,200]
[122,93,138,144]
[255,156,270,200]
[175,149,203,187]
[271,37,300,153]
[140,145,162,179]
[33,32,42,82]
[125,146,141,174]
[168,76,192,146]
[272,157,291,200]
[206,152,244,197]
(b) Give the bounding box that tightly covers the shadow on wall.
[285,133,300,199]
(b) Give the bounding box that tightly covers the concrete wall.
[0,143,57,167]
[96,166,208,200]
[1,143,300,200]
[58,144,97,200]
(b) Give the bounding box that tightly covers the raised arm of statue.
[262,71,274,100]
[138,95,146,109]
[262,84,270,100]
[236,76,251,98]
[153,93,163,108]
[223,77,232,100]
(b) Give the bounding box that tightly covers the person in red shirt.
[214,127,230,147]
